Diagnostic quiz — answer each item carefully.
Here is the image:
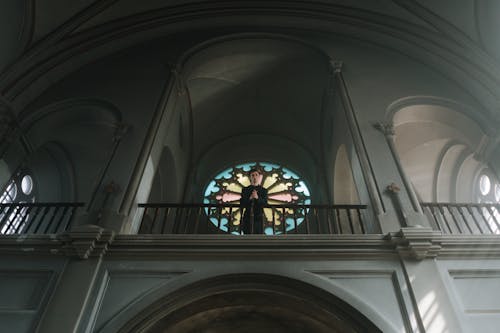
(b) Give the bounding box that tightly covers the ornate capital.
[58,224,115,259]
[374,122,395,136]
[330,60,343,73]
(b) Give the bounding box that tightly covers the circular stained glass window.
[203,162,311,235]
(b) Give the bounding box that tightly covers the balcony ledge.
[1,229,500,260]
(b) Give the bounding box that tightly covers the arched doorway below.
[119,274,382,333]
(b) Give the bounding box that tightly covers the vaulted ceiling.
[2,0,500,203]
[2,0,500,110]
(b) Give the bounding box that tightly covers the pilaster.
[37,225,114,333]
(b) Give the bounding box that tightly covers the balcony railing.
[0,202,84,235]
[138,203,372,235]
[421,202,500,235]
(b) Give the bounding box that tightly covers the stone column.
[375,122,430,228]
[374,122,422,214]
[118,67,179,233]
[330,60,385,229]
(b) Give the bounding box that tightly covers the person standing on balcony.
[240,168,268,234]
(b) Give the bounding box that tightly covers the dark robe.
[240,185,268,234]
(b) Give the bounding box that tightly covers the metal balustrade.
[138,203,370,235]
[421,202,500,235]
[3,201,498,236]
[0,202,84,235]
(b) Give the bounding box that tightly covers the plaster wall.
[4,252,492,333]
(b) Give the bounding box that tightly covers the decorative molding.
[307,269,415,332]
[57,224,115,259]
[374,122,395,136]
[2,232,500,259]
[109,234,396,259]
[330,60,343,73]
[388,227,442,260]
[0,270,53,310]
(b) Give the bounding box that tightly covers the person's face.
[249,171,261,186]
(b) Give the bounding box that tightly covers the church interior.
[1,1,500,332]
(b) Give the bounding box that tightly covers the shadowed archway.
[119,274,382,333]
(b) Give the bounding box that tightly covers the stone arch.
[177,34,332,204]
[26,141,76,202]
[388,97,489,202]
[193,133,318,202]
[116,274,382,333]
[148,146,179,203]
[16,98,123,204]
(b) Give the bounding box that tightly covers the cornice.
[0,234,63,256]
[1,1,499,113]
[1,229,500,260]
[436,234,500,259]
[108,234,396,260]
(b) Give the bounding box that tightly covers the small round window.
[21,175,33,195]
[203,162,311,235]
[476,169,500,204]
[0,170,36,234]
[479,174,491,195]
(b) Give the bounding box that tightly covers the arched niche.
[148,146,179,203]
[178,35,331,203]
[190,134,321,202]
[435,143,470,202]
[26,142,76,202]
[117,274,382,333]
[391,100,490,202]
[333,144,360,204]
[18,98,122,202]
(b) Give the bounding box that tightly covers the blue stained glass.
[296,181,310,196]
[203,161,311,235]
[282,167,299,180]
[236,162,256,172]
[261,162,280,171]
[219,218,229,232]
[204,181,219,196]
[216,169,233,180]
[264,227,274,235]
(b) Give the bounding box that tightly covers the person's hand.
[250,189,259,200]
